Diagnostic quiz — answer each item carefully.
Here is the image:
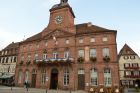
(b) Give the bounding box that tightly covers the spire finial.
[60,0,68,4]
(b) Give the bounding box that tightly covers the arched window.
[25,70,30,82]
[104,68,111,86]
[64,48,70,59]
[64,68,69,86]
[18,70,23,84]
[90,68,98,86]
[41,69,46,85]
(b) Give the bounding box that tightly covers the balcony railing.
[124,66,139,69]
[124,75,140,78]
[34,58,74,66]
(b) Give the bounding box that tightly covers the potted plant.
[90,57,97,62]
[77,57,84,63]
[103,56,110,62]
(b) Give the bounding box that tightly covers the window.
[78,68,85,74]
[25,70,29,82]
[53,52,58,59]
[6,57,8,63]
[64,69,69,86]
[124,63,130,68]
[133,71,139,76]
[23,46,26,51]
[2,51,4,55]
[21,56,24,61]
[36,43,39,49]
[64,50,70,59]
[104,68,111,86]
[27,54,31,61]
[123,56,129,60]
[41,69,46,85]
[65,39,69,44]
[130,56,135,59]
[90,49,96,57]
[45,41,48,46]
[43,53,47,60]
[79,38,83,43]
[78,50,84,57]
[90,68,98,86]
[103,48,109,57]
[102,36,108,42]
[18,70,23,84]
[125,71,131,76]
[90,37,95,43]
[132,63,138,68]
[29,45,32,50]
[14,56,17,62]
[34,54,39,60]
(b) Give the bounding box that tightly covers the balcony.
[124,66,139,69]
[34,58,74,67]
[124,75,140,78]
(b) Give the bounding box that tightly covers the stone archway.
[50,68,58,89]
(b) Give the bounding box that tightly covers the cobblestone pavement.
[0,86,87,93]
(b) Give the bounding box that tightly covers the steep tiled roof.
[4,42,19,50]
[76,23,116,35]
[119,44,137,56]
[22,32,42,43]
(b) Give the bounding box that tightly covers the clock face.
[55,15,63,24]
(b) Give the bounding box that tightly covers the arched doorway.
[50,68,58,89]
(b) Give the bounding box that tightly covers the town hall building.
[15,0,120,92]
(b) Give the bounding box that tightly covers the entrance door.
[78,69,85,90]
[50,68,58,89]
[31,74,36,88]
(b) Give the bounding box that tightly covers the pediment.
[43,29,75,40]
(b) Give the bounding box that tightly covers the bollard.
[70,89,71,93]
[26,87,28,91]
[46,89,47,93]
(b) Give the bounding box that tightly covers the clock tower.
[44,0,75,35]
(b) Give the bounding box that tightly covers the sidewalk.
[0,86,87,93]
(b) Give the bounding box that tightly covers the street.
[0,86,140,93]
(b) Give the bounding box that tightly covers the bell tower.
[46,0,75,33]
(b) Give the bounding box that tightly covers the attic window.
[102,36,108,42]
[130,56,135,60]
[90,37,95,43]
[123,56,129,60]
[126,50,130,54]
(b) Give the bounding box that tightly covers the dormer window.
[90,37,95,43]
[102,36,108,42]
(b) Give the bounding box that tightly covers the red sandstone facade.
[15,0,119,92]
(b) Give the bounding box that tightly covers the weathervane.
[60,0,68,4]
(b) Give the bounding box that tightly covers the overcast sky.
[0,0,140,55]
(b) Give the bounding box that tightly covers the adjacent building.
[0,42,19,85]
[118,44,140,88]
[15,0,119,92]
